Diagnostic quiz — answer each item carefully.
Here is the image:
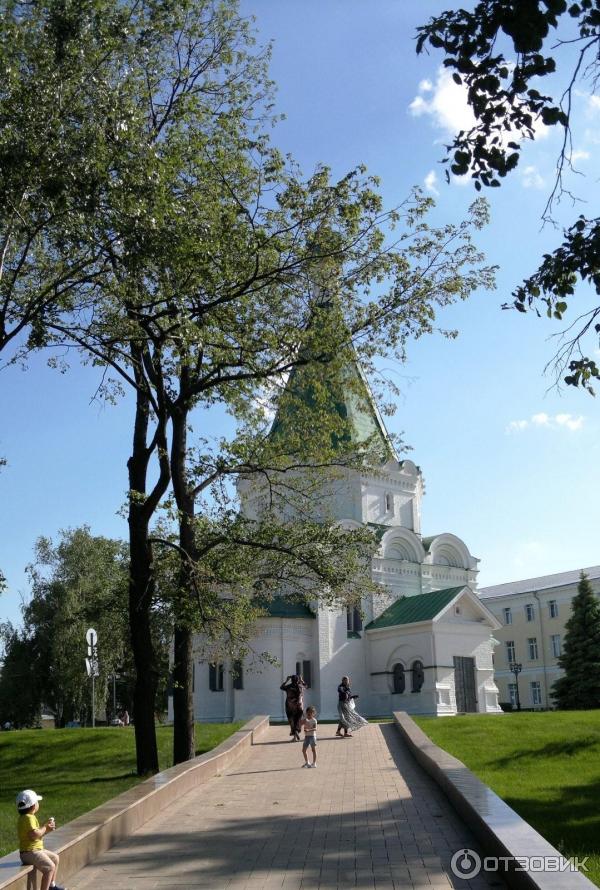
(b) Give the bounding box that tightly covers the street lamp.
[509,662,522,711]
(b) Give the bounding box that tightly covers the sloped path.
[70,723,505,890]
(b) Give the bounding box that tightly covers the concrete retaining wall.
[393,711,595,890]
[0,716,270,890]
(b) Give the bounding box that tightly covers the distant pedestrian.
[121,710,130,726]
[280,674,307,740]
[335,675,368,737]
[16,789,66,890]
[300,706,318,768]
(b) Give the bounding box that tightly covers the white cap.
[16,789,42,811]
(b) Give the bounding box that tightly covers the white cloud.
[506,419,529,433]
[571,149,590,163]
[587,94,600,115]
[522,165,546,189]
[555,413,585,431]
[409,67,549,143]
[409,68,475,136]
[424,170,439,195]
[506,412,585,433]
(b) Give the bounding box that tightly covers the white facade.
[186,449,502,721]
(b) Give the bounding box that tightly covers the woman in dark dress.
[280,674,307,741]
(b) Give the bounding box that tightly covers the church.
[187,355,502,723]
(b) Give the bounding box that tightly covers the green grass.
[414,711,600,887]
[0,722,242,858]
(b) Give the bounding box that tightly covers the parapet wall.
[0,716,270,890]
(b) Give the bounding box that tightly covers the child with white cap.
[16,789,66,890]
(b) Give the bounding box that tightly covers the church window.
[232,660,243,690]
[385,492,394,514]
[502,607,512,625]
[506,641,515,664]
[346,606,363,636]
[527,637,538,660]
[392,663,405,694]
[549,600,559,618]
[525,603,535,622]
[296,660,312,688]
[551,634,561,658]
[411,660,424,693]
[209,663,224,692]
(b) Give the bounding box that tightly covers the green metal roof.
[259,597,316,619]
[270,353,396,461]
[365,587,465,630]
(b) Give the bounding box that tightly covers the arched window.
[392,663,405,694]
[411,660,424,693]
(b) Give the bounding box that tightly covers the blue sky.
[1,1,599,627]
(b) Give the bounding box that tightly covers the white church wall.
[365,625,437,716]
[433,628,500,714]
[315,607,370,719]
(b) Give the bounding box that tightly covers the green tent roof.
[365,587,465,630]
[270,354,396,461]
[259,597,316,619]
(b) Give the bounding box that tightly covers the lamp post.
[509,662,522,711]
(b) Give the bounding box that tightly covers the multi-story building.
[479,566,600,709]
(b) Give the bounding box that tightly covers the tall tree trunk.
[171,400,196,764]
[127,356,170,775]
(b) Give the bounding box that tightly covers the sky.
[1,1,599,628]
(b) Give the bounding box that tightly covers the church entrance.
[453,656,477,712]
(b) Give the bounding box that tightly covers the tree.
[0,623,41,728]
[552,572,600,709]
[416,0,600,391]
[5,0,493,771]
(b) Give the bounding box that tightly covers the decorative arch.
[380,527,425,564]
[425,533,472,570]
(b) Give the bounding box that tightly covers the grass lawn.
[0,721,242,858]
[414,711,600,888]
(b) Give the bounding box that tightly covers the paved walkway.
[70,724,506,890]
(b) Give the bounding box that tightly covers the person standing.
[280,674,307,740]
[335,675,368,737]
[300,706,318,768]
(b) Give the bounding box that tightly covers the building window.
[232,660,243,690]
[346,606,363,636]
[551,634,562,658]
[392,663,405,694]
[209,663,224,692]
[508,683,518,707]
[385,492,394,514]
[506,641,516,664]
[295,660,312,688]
[549,600,559,618]
[502,607,512,625]
[528,637,538,660]
[525,603,535,622]
[530,681,542,706]
[411,660,425,693]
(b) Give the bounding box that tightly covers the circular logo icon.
[450,848,482,880]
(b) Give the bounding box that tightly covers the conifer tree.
[552,573,600,710]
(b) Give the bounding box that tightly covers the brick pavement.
[70,723,506,890]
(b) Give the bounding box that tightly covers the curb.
[393,711,595,890]
[0,716,270,890]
